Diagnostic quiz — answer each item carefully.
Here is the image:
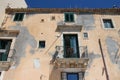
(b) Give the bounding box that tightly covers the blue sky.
[25,0,120,8]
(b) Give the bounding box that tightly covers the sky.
[25,0,120,8]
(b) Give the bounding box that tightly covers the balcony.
[0,49,16,71]
[0,30,19,71]
[0,30,19,37]
[56,21,83,31]
[52,46,89,71]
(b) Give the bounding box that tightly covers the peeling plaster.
[9,26,37,67]
[76,14,95,31]
[33,58,40,69]
[88,52,101,68]
[106,37,120,69]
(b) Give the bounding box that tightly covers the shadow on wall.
[10,26,37,67]
[88,52,101,68]
[50,51,58,64]
[49,50,66,80]
[49,65,60,80]
[82,52,101,77]
[106,37,120,69]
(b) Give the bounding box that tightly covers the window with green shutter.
[64,13,74,22]
[14,13,24,21]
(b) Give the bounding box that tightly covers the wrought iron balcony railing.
[55,46,88,59]
[52,46,89,71]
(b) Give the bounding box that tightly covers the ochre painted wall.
[1,13,120,80]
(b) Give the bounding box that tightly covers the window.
[103,19,114,28]
[61,72,83,80]
[0,39,12,61]
[39,41,45,48]
[83,32,88,39]
[64,13,74,22]
[63,34,79,58]
[14,13,24,21]
[67,73,79,80]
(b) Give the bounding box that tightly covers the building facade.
[0,1,27,79]
[0,0,27,28]
[0,8,120,80]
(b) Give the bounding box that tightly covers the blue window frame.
[61,72,84,80]
[67,73,79,80]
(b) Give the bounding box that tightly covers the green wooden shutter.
[14,13,24,21]
[19,13,24,21]
[14,13,19,21]
[70,13,74,22]
[64,13,74,22]
[65,13,69,22]
[2,53,7,61]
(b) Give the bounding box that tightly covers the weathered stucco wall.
[1,12,120,80]
[0,0,27,27]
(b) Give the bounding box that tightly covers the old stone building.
[0,8,120,80]
[0,0,27,29]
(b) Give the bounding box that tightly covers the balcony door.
[63,34,79,58]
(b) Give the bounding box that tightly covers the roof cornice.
[5,8,120,14]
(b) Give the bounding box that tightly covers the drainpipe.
[98,39,109,80]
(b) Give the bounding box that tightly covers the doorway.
[63,34,79,58]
